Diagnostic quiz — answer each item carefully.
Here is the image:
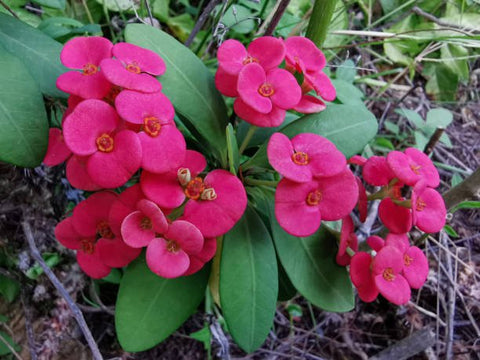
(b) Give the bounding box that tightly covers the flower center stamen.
[292,151,309,165]
[258,83,275,97]
[382,267,395,282]
[97,221,114,239]
[410,164,422,175]
[416,198,426,212]
[166,240,180,253]
[201,188,217,201]
[177,168,191,186]
[306,190,322,206]
[80,239,95,254]
[143,116,161,137]
[404,254,413,267]
[126,62,141,74]
[242,56,258,65]
[82,63,98,76]
[96,134,114,152]
[185,177,205,200]
[140,217,153,230]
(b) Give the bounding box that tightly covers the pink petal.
[214,66,239,97]
[60,36,113,68]
[63,99,119,156]
[166,220,204,254]
[336,215,357,266]
[366,236,385,252]
[402,246,429,289]
[412,187,446,233]
[183,150,207,177]
[292,95,326,113]
[77,250,111,279]
[405,148,440,188]
[121,211,156,248]
[350,252,379,302]
[387,150,420,186]
[348,155,367,166]
[385,233,410,253]
[96,237,141,268]
[305,71,336,101]
[140,171,185,209]
[112,42,166,75]
[72,191,117,237]
[268,68,301,109]
[138,126,186,173]
[43,128,72,166]
[217,39,247,75]
[100,58,162,93]
[363,156,396,186]
[55,217,81,250]
[87,130,142,189]
[146,238,190,278]
[247,36,285,70]
[109,184,145,236]
[237,63,272,113]
[372,246,404,275]
[285,36,326,73]
[234,98,286,127]
[57,71,112,99]
[66,155,102,191]
[374,273,411,305]
[137,199,169,233]
[115,90,175,125]
[356,177,368,223]
[378,198,412,234]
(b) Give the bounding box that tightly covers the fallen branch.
[443,167,480,209]
[22,222,103,360]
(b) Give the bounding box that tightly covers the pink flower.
[233,98,286,127]
[215,67,239,97]
[183,237,217,276]
[362,156,396,186]
[267,132,346,182]
[62,99,142,189]
[336,215,358,266]
[387,148,440,188]
[146,220,204,278]
[372,246,411,305]
[57,36,113,99]
[237,63,301,113]
[115,90,186,173]
[183,169,247,238]
[108,184,146,236]
[411,183,446,233]
[100,42,165,93]
[350,252,378,302]
[401,246,429,289]
[378,197,412,234]
[43,128,72,166]
[385,233,410,253]
[274,169,358,237]
[217,37,285,76]
[65,155,101,191]
[292,95,326,114]
[356,177,368,223]
[141,150,207,209]
[366,236,385,252]
[348,155,367,166]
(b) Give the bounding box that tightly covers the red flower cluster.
[267,132,358,237]
[47,37,247,278]
[215,36,336,127]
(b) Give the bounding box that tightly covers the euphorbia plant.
[40,24,446,355]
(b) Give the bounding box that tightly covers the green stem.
[367,189,386,201]
[392,199,412,208]
[238,125,257,155]
[244,178,279,187]
[305,0,337,47]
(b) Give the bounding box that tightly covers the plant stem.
[238,125,257,154]
[244,178,279,187]
[305,0,337,47]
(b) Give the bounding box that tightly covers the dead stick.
[0,0,19,19]
[185,0,223,47]
[22,222,103,360]
[263,0,290,36]
[423,127,444,155]
[20,287,38,360]
[443,167,480,209]
[370,327,435,360]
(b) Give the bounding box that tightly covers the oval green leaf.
[220,207,278,353]
[0,48,48,167]
[124,24,229,167]
[115,256,209,352]
[0,13,67,98]
[268,203,354,312]
[243,103,378,169]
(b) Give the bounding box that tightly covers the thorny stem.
[23,222,104,360]
[305,0,338,47]
[238,125,257,155]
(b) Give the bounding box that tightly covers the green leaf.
[414,130,429,151]
[95,0,137,12]
[190,326,212,352]
[125,24,228,166]
[26,252,60,279]
[424,64,458,102]
[384,121,399,135]
[451,173,463,187]
[32,0,65,9]
[374,137,395,150]
[331,79,364,105]
[167,13,195,42]
[336,59,356,83]
[441,44,469,81]
[443,225,459,238]
[426,108,453,128]
[0,13,67,98]
[220,4,256,34]
[115,256,209,352]
[450,201,480,214]
[0,48,49,167]
[270,212,354,312]
[226,124,239,174]
[0,275,20,302]
[220,207,278,353]
[0,330,21,356]
[278,259,296,301]
[38,17,102,40]
[243,104,378,169]
[395,108,424,128]
[152,0,170,22]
